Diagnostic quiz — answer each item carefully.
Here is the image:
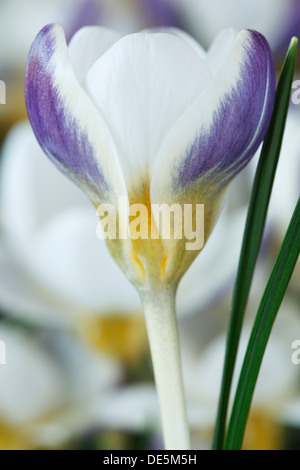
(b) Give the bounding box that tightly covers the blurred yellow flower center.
[77,313,148,366]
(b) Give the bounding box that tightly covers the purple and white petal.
[25,24,127,206]
[151,29,275,202]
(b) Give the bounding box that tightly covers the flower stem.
[140,287,190,450]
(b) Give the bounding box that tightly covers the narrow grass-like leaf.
[224,197,300,450]
[212,37,298,450]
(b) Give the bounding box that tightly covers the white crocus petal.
[25,24,127,208]
[150,29,274,282]
[141,26,207,59]
[26,25,274,289]
[26,206,141,314]
[0,326,65,425]
[206,28,237,74]
[151,29,272,201]
[83,31,212,190]
[25,24,146,285]
[68,26,122,84]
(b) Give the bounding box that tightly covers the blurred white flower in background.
[165,0,300,51]
[261,107,300,242]
[182,299,300,450]
[95,299,300,450]
[0,0,98,75]
[246,107,300,290]
[0,322,123,449]
[0,0,298,450]
[0,0,179,79]
[0,0,102,134]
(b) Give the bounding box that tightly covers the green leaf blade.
[212,37,298,450]
[224,197,300,450]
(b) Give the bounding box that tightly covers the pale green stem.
[140,286,191,450]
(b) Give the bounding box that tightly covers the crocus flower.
[25,25,275,449]
[0,121,246,326]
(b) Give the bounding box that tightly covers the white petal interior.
[68,26,122,84]
[206,28,237,74]
[141,26,207,59]
[83,32,212,191]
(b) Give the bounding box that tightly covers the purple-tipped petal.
[178,30,275,188]
[151,29,275,202]
[149,29,275,281]
[25,24,126,205]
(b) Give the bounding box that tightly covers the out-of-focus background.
[0,0,299,450]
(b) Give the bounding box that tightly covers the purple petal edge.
[25,24,109,199]
[177,30,276,190]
